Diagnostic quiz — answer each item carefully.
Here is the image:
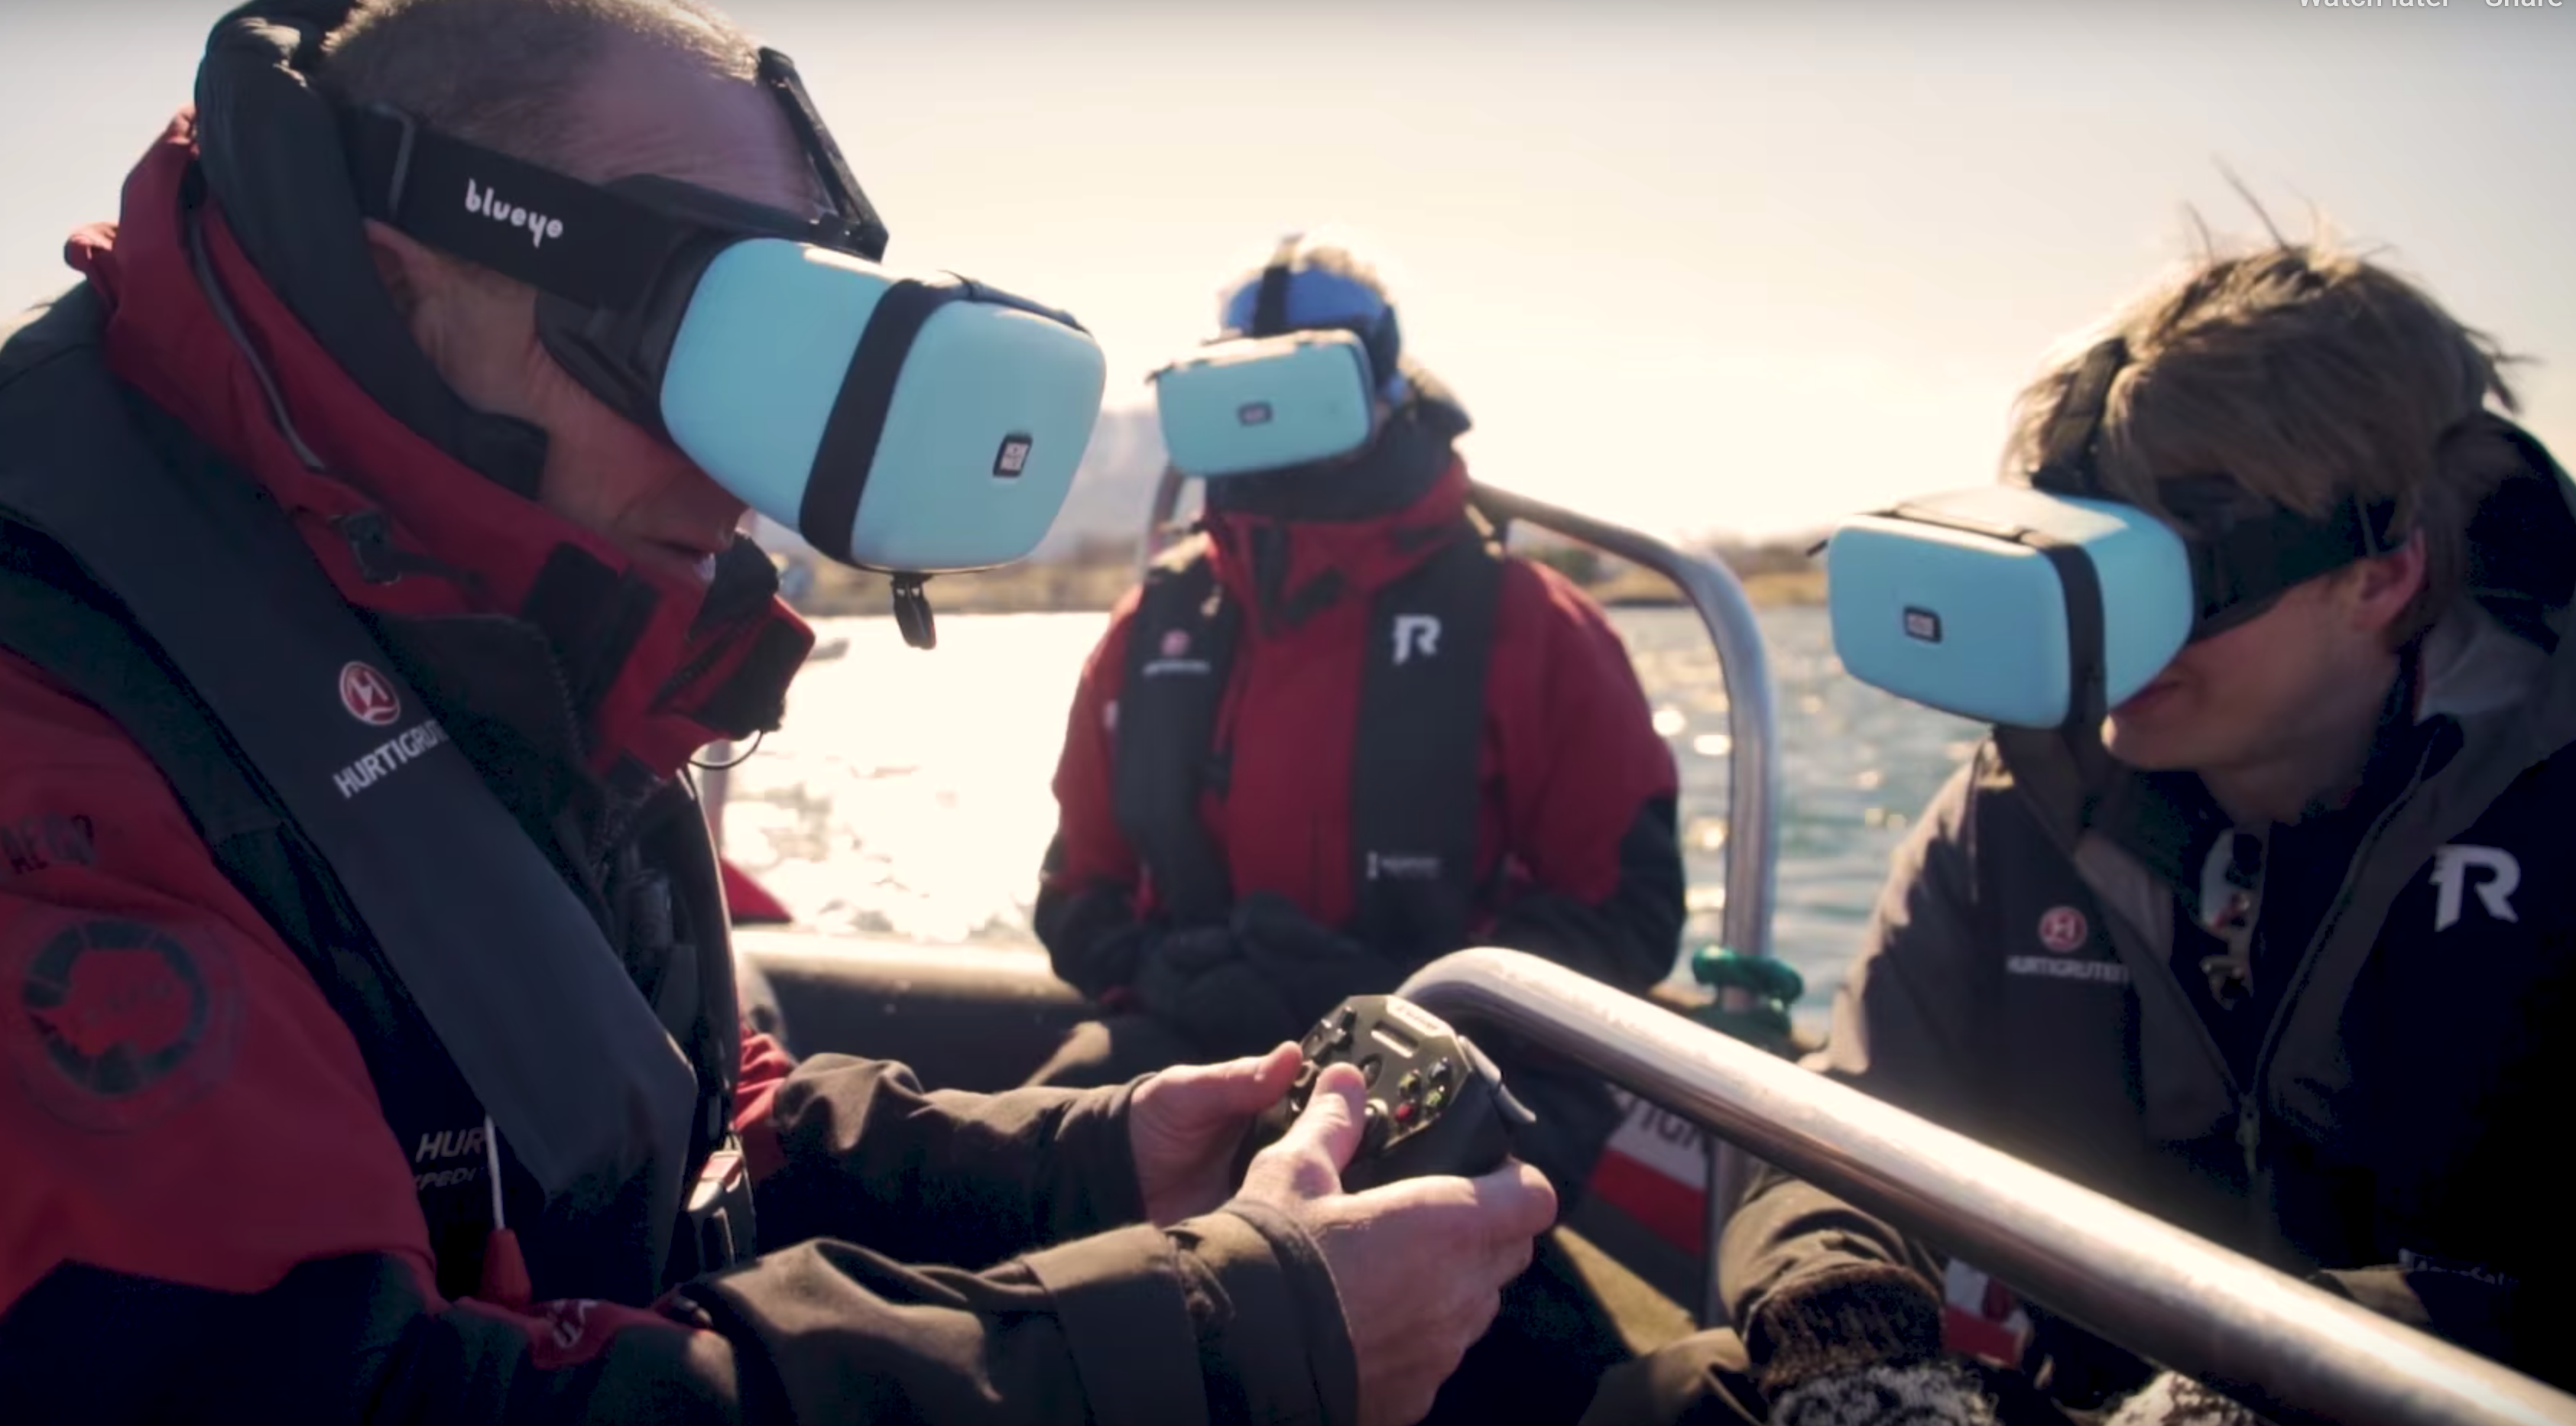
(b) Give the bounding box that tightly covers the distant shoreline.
[789,548,1826,620]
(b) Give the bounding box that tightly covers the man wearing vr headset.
[0,4,1556,1424]
[1587,238,2576,1426]
[1027,235,1687,1423]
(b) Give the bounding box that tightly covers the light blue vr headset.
[1822,339,2396,731]
[339,50,1107,643]
[1149,236,1405,479]
[1153,329,1380,478]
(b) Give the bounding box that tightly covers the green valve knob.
[1685,945,1806,1060]
[1689,945,1805,1006]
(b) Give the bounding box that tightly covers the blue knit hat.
[1214,232,1410,400]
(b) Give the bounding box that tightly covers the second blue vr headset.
[1149,235,1404,479]
[1822,338,2398,731]
[338,50,1106,606]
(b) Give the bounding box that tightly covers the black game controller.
[1234,994,1537,1193]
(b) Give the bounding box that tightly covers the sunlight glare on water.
[719,605,1984,1032]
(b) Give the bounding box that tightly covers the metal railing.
[1144,468,1784,1327]
[1396,948,2576,1426]
[697,744,735,855]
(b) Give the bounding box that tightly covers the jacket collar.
[1200,457,1481,634]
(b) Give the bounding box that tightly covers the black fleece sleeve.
[748,1052,1151,1270]
[1034,833,1159,1003]
[1484,795,1686,997]
[2,1205,1362,1426]
[686,1204,1359,1426]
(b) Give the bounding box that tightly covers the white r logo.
[2430,844,2519,932]
[1392,614,1441,666]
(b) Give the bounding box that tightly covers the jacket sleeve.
[1034,591,1154,1003]
[1715,757,1992,1398]
[1480,562,1685,998]
[738,1044,1152,1269]
[0,661,1355,1426]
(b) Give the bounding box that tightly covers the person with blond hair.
[1583,232,2576,1425]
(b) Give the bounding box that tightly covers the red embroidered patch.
[5,916,240,1133]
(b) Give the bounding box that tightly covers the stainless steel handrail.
[1462,484,1781,966]
[1397,948,2576,1426]
[1143,467,1783,1326]
[698,742,733,854]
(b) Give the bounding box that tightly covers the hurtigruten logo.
[465,178,565,248]
[332,661,447,799]
[335,720,449,799]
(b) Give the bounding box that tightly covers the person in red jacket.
[0,5,1556,1423]
[1028,232,1688,1424]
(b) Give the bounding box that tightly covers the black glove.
[1130,924,1242,1020]
[1232,892,1406,1030]
[1127,920,1311,1060]
[1171,960,1311,1061]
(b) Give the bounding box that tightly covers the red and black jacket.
[0,84,1355,1426]
[1035,405,1686,1198]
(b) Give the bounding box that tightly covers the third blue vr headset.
[1822,337,2399,731]
[1148,234,1406,479]
[336,49,1107,626]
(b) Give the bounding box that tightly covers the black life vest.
[1111,523,1505,954]
[0,288,751,1304]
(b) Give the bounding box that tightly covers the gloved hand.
[1170,960,1310,1062]
[1765,1363,2002,1426]
[1130,925,1242,1021]
[1232,891,1406,1030]
[1128,922,1312,1058]
[2099,1372,2270,1426]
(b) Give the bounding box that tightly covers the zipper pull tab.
[479,1227,534,1311]
[2236,1097,2263,1179]
[333,510,485,594]
[335,510,408,585]
[478,1113,533,1310]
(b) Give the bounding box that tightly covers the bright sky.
[5,0,2570,541]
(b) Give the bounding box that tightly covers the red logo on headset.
[339,662,401,728]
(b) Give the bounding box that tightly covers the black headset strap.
[2027,337,2129,497]
[2187,494,2394,636]
[338,105,680,310]
[2022,335,2390,624]
[337,53,887,310]
[1249,233,1303,338]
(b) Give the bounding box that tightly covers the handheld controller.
[1235,994,1538,1193]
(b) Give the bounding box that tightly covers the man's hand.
[1235,1063,1558,1426]
[1129,1042,1304,1227]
